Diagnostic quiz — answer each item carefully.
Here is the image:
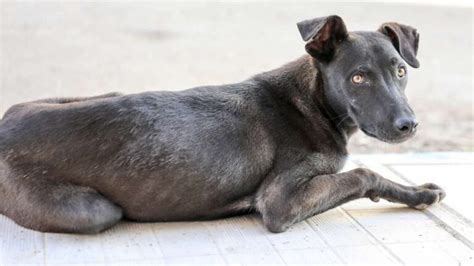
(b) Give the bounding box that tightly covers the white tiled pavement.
[0,152,472,265]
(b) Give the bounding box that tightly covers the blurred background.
[1,1,472,153]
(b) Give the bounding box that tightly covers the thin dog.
[0,15,445,234]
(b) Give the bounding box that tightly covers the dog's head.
[297,15,420,143]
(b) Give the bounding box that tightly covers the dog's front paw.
[411,183,446,210]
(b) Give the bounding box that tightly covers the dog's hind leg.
[258,167,446,233]
[1,169,122,234]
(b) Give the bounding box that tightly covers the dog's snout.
[394,117,417,134]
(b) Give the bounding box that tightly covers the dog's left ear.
[297,15,348,62]
[378,22,420,68]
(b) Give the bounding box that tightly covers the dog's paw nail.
[436,190,446,202]
[414,203,429,210]
[419,183,440,190]
[370,196,380,202]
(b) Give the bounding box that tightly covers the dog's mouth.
[360,126,416,144]
[349,109,416,144]
[360,127,377,138]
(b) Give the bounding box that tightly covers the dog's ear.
[378,22,420,68]
[297,15,348,62]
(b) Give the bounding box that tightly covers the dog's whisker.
[330,112,349,121]
[335,114,350,129]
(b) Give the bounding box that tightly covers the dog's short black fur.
[0,16,445,234]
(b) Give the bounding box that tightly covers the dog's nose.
[394,117,417,133]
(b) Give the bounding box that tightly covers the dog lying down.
[0,15,445,234]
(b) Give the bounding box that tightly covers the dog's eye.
[397,67,406,78]
[351,74,364,84]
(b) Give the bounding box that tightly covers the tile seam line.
[379,162,474,166]
[335,207,404,264]
[339,208,405,265]
[346,159,408,264]
[42,233,47,266]
[252,217,287,265]
[202,222,229,265]
[385,163,474,226]
[304,218,362,264]
[149,225,166,261]
[383,163,474,250]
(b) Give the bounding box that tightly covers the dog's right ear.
[297,15,348,62]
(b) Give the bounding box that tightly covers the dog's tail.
[0,160,9,215]
[0,92,123,122]
[28,92,124,105]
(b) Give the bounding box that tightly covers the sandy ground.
[0,2,472,153]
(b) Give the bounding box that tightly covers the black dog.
[0,15,445,234]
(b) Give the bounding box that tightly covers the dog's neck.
[256,55,358,151]
[311,58,359,140]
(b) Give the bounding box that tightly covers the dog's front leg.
[257,166,445,233]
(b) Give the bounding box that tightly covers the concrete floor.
[0,2,473,153]
[1,152,472,265]
[1,3,473,265]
